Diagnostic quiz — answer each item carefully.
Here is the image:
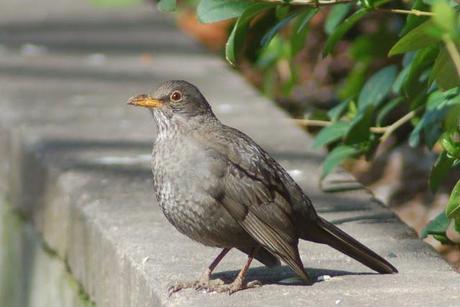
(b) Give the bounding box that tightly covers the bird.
[127,80,397,295]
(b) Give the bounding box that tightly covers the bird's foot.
[167,277,225,296]
[168,278,261,296]
[213,278,262,295]
[168,280,195,296]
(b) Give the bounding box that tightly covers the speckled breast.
[151,135,253,248]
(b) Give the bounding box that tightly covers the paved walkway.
[0,1,458,306]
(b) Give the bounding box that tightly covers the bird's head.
[127,80,216,129]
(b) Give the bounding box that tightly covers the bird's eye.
[170,91,182,102]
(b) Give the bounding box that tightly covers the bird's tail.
[308,217,398,274]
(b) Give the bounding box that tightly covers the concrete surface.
[0,0,459,306]
[0,202,93,307]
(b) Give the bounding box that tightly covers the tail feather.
[311,218,398,274]
[281,248,311,283]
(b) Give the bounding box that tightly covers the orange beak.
[127,94,162,108]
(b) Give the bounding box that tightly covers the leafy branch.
[160,0,460,244]
[294,108,418,142]
[254,0,434,16]
[376,8,434,17]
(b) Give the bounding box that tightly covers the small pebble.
[317,275,331,282]
[20,43,47,56]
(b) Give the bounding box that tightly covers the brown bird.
[128,80,397,294]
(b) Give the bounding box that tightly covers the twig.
[376,8,434,16]
[257,0,353,6]
[295,108,419,142]
[294,119,331,127]
[294,118,386,133]
[380,110,416,142]
[443,35,460,79]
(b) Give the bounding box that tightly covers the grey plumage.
[129,80,397,290]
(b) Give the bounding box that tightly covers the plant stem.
[295,108,418,142]
[294,119,331,127]
[259,0,352,6]
[443,35,460,79]
[295,118,388,133]
[376,8,434,16]
[380,109,416,142]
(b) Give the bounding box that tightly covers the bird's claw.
[206,279,261,295]
[224,279,262,295]
[167,278,223,296]
[168,279,261,296]
[168,281,196,297]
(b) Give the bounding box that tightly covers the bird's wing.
[198,126,310,281]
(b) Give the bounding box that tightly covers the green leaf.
[399,0,430,36]
[446,180,460,219]
[432,233,454,244]
[350,32,394,61]
[389,21,440,56]
[243,8,278,61]
[197,0,254,23]
[261,9,299,48]
[432,1,455,33]
[441,128,460,159]
[430,151,455,192]
[275,5,290,19]
[328,99,350,121]
[445,102,460,131]
[358,65,397,111]
[409,88,460,147]
[431,46,460,90]
[345,105,374,145]
[420,211,450,238]
[454,219,460,235]
[323,8,368,56]
[158,0,176,12]
[324,3,352,35]
[313,122,350,148]
[423,0,460,5]
[338,61,369,99]
[290,8,318,56]
[256,36,282,68]
[295,8,318,35]
[321,145,359,178]
[376,97,403,126]
[225,3,274,65]
[392,66,410,94]
[425,124,443,149]
[402,45,439,98]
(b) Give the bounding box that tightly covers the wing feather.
[196,126,310,281]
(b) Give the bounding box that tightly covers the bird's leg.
[168,248,231,296]
[218,246,262,295]
[195,247,231,288]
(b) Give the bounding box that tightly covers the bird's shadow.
[211,265,374,287]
